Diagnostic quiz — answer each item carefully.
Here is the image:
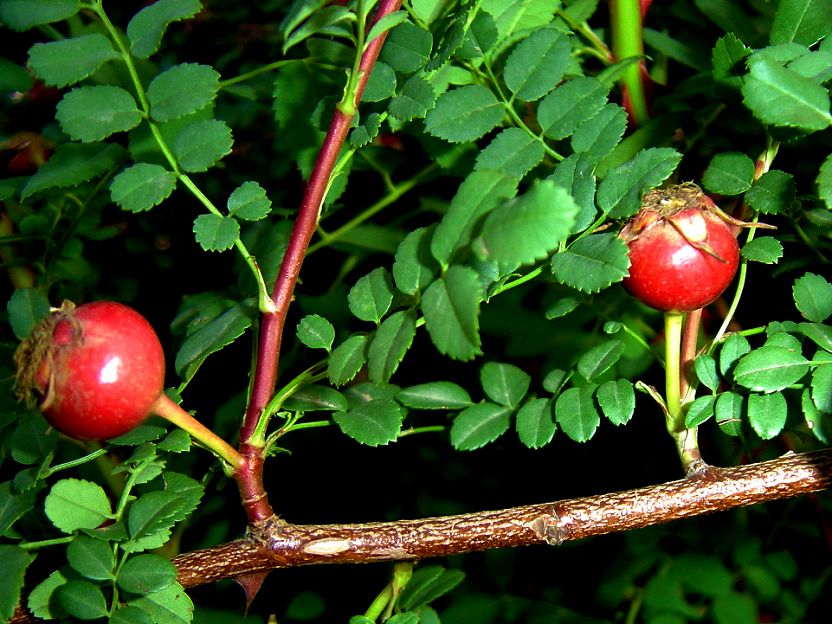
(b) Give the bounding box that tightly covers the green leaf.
[389,74,436,121]
[6,287,50,340]
[474,127,545,179]
[571,104,628,162]
[118,554,177,595]
[482,0,556,40]
[193,214,240,252]
[686,394,716,428]
[362,62,396,103]
[365,10,410,48]
[742,58,832,132]
[172,119,233,172]
[350,112,382,147]
[174,299,255,380]
[812,365,832,413]
[748,392,788,439]
[450,402,512,450]
[110,163,177,213]
[0,57,32,92]
[147,63,220,122]
[716,391,744,436]
[283,385,348,412]
[281,5,353,53]
[348,267,394,324]
[799,322,832,352]
[597,147,682,218]
[480,362,530,408]
[393,226,438,295]
[474,181,578,266]
[127,0,203,59]
[793,272,832,321]
[516,398,555,448]
[28,34,118,88]
[431,170,517,267]
[227,181,272,221]
[28,570,70,620]
[741,237,783,264]
[744,169,795,215]
[127,490,183,551]
[160,473,204,524]
[770,0,832,47]
[0,0,79,31]
[0,482,37,536]
[577,339,624,381]
[57,580,108,621]
[538,77,609,140]
[21,142,126,199]
[333,400,404,446]
[734,346,810,392]
[425,85,503,143]
[422,265,483,361]
[368,310,417,384]
[504,28,571,101]
[548,153,598,233]
[396,382,472,410]
[398,566,465,610]
[712,33,752,88]
[719,332,751,376]
[56,86,142,142]
[328,334,370,386]
[45,479,112,533]
[702,152,755,195]
[819,154,832,210]
[380,21,433,71]
[694,354,720,391]
[67,536,114,581]
[109,605,154,624]
[127,583,193,624]
[596,379,635,426]
[0,545,34,623]
[550,233,630,294]
[555,386,600,442]
[296,314,335,351]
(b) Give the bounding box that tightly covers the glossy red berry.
[15,301,165,440]
[619,184,740,313]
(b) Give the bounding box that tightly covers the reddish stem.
[235,0,404,523]
[679,308,702,402]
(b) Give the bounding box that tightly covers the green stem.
[219,60,292,89]
[92,0,274,314]
[610,0,650,126]
[151,393,244,471]
[664,312,702,473]
[308,163,437,254]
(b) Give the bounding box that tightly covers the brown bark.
[173,449,832,587]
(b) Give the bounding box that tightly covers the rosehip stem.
[664,312,703,474]
[151,393,244,471]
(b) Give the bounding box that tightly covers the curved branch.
[174,449,832,587]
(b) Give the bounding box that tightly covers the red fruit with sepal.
[619,183,740,313]
[15,301,165,440]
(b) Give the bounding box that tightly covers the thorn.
[234,570,271,613]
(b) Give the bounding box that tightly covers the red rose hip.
[619,183,740,313]
[15,301,165,440]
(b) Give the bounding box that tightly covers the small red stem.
[679,308,702,402]
[236,0,404,524]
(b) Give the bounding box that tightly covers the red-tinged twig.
[235,0,404,524]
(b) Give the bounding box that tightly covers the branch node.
[529,506,565,546]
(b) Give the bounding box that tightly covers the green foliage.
[2,0,832,620]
